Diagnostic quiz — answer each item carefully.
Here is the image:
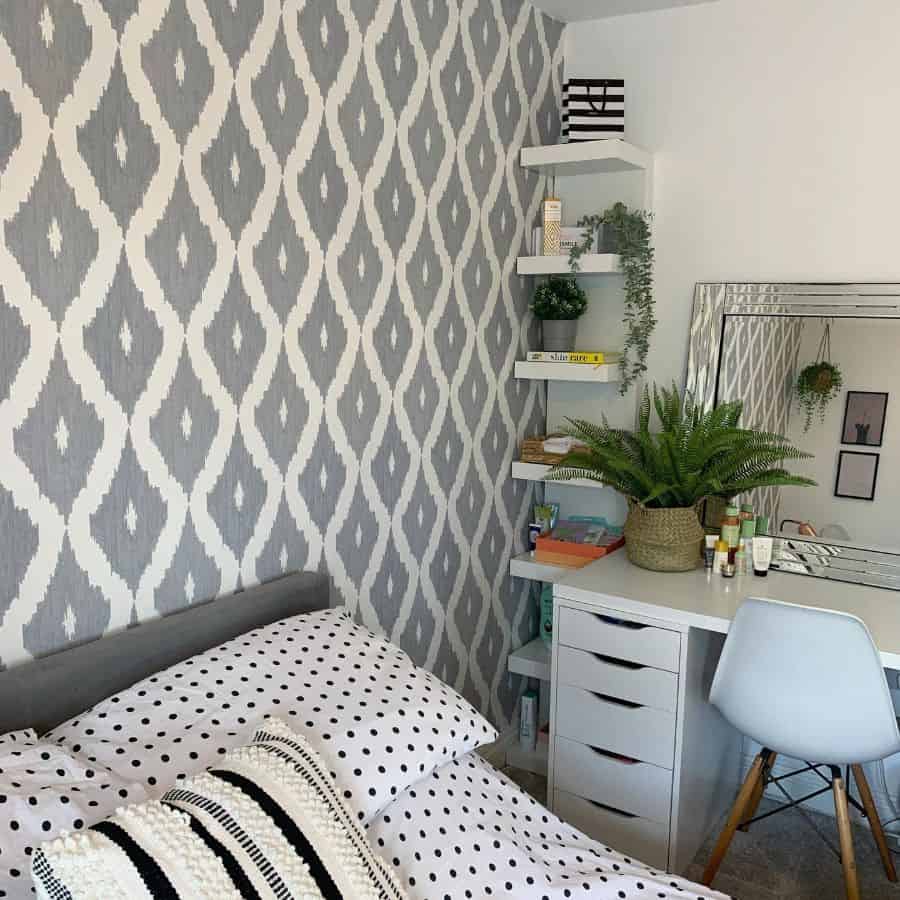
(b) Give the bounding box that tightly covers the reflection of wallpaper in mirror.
[716,315,803,525]
[782,318,900,550]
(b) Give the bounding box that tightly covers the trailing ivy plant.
[568,202,654,395]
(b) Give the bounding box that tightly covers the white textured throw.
[33,718,407,900]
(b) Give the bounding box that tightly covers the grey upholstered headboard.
[0,571,330,735]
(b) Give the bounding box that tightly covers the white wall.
[565,0,900,393]
[563,0,900,825]
[782,319,900,550]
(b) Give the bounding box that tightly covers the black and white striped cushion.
[32,719,406,900]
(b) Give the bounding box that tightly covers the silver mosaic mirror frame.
[685,282,900,589]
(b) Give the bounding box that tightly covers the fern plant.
[546,383,816,508]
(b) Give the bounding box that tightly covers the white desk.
[557,552,900,668]
[546,553,900,875]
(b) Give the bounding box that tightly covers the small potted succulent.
[531,276,588,352]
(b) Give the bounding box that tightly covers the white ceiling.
[530,0,718,22]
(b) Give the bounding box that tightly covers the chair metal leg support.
[739,751,777,832]
[702,750,771,886]
[851,763,898,882]
[832,767,860,900]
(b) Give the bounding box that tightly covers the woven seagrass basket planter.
[624,500,704,572]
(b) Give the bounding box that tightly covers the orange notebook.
[535,534,625,560]
[533,550,592,568]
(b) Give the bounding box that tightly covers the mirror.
[686,283,900,588]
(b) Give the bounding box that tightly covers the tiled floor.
[503,768,900,899]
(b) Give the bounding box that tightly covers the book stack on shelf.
[525,350,621,364]
[534,517,624,570]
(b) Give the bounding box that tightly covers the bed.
[1,573,727,899]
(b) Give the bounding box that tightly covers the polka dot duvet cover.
[35,608,729,899]
[368,752,731,900]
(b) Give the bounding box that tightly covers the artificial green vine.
[568,202,655,395]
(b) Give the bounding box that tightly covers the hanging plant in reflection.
[795,323,843,432]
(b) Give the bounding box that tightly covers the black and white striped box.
[562,78,625,143]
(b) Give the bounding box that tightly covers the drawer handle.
[592,652,645,671]
[587,799,637,819]
[589,746,639,765]
[590,691,642,709]
[595,614,647,631]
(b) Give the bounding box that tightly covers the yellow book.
[526,351,618,364]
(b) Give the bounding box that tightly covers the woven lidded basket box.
[520,435,568,466]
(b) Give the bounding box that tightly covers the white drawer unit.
[554,789,670,870]
[554,736,672,823]
[549,596,739,876]
[557,645,678,712]
[558,607,681,672]
[556,683,676,769]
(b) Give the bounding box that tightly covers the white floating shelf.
[516,254,620,276]
[508,636,551,681]
[520,139,652,177]
[506,739,549,776]
[515,361,619,383]
[509,551,582,583]
[512,461,603,489]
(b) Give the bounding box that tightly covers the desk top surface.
[556,550,900,669]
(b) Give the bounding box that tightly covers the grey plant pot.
[542,319,578,352]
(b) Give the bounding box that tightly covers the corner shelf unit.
[506,740,549,777]
[506,141,653,782]
[520,139,651,177]
[511,461,602,489]
[508,636,551,681]
[516,254,620,276]
[510,551,582,585]
[514,361,619,383]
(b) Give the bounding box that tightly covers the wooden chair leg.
[833,773,861,900]
[739,751,776,832]
[851,763,898,882]
[702,751,768,885]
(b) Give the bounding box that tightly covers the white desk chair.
[701,596,900,900]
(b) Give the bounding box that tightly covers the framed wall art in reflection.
[842,391,888,447]
[834,450,880,501]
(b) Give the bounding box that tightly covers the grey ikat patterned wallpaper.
[0,0,564,724]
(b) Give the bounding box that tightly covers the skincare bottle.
[738,517,756,557]
[720,506,740,553]
[541,184,562,256]
[735,549,748,576]
[714,539,729,573]
[752,536,773,576]
[703,534,717,569]
[519,690,538,752]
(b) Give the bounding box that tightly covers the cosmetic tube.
[752,536,773,577]
[703,535,717,569]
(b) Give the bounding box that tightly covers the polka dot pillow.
[49,608,497,824]
[0,733,146,899]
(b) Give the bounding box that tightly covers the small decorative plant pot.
[542,319,578,352]
[624,501,704,572]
